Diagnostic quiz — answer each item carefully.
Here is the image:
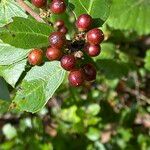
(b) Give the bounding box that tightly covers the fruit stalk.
[16,0,45,22]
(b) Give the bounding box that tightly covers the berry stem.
[16,0,45,23]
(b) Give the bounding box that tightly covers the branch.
[16,0,45,23]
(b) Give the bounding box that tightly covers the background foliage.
[0,0,150,149]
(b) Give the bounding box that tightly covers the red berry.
[49,31,66,48]
[46,47,62,60]
[84,43,101,57]
[61,55,76,71]
[86,28,104,45]
[31,0,46,8]
[68,69,84,87]
[83,63,96,81]
[76,14,92,31]
[58,26,68,34]
[50,0,66,14]
[28,49,43,65]
[54,20,64,29]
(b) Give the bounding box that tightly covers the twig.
[16,0,45,23]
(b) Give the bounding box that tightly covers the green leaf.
[0,77,10,100]
[2,124,17,140]
[0,0,27,27]
[0,17,53,49]
[118,128,132,142]
[96,59,130,79]
[0,40,30,65]
[86,127,100,141]
[13,61,66,113]
[144,50,150,71]
[68,0,111,26]
[59,105,81,123]
[0,60,27,87]
[85,117,100,126]
[106,0,150,35]
[95,43,116,60]
[86,104,100,116]
[0,99,10,113]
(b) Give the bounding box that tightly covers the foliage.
[0,0,150,149]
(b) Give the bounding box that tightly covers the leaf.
[96,59,130,79]
[95,43,116,60]
[118,128,132,142]
[68,0,111,26]
[86,104,100,116]
[0,99,10,113]
[13,61,66,113]
[0,17,53,49]
[86,127,100,141]
[144,50,150,71]
[106,0,150,35]
[59,105,80,123]
[0,40,30,65]
[2,124,17,140]
[0,59,27,87]
[0,77,10,100]
[0,0,27,27]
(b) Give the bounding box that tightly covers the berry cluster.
[28,0,104,87]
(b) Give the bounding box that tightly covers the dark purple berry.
[61,55,76,71]
[86,28,104,45]
[46,47,62,60]
[84,43,101,57]
[76,14,92,31]
[58,26,68,34]
[82,63,96,81]
[50,0,66,14]
[31,0,46,8]
[49,31,66,48]
[28,49,43,65]
[54,20,64,29]
[68,69,84,87]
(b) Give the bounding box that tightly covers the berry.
[86,28,104,45]
[49,31,66,48]
[46,47,62,60]
[28,49,43,65]
[76,14,92,31]
[61,55,76,71]
[82,63,96,81]
[84,43,101,57]
[31,0,46,8]
[58,26,68,34]
[68,69,84,87]
[50,0,66,14]
[54,20,64,29]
